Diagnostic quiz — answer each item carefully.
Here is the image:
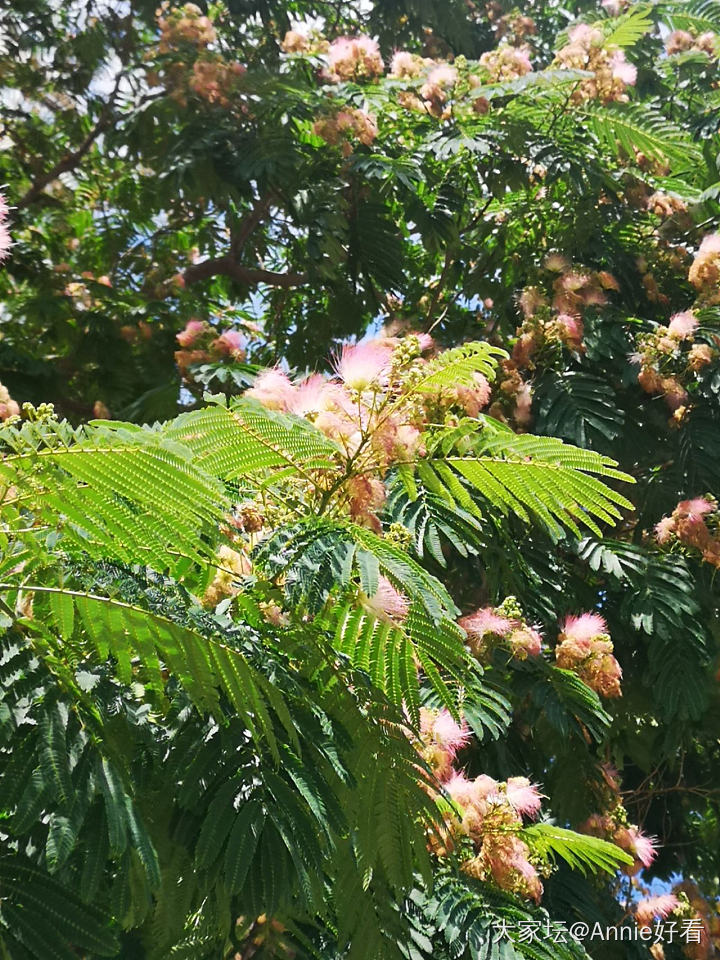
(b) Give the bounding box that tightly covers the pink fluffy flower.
[504,777,543,818]
[654,515,676,544]
[676,497,715,519]
[667,310,698,339]
[0,222,10,262]
[0,194,8,219]
[334,340,393,391]
[444,771,477,807]
[389,51,421,78]
[176,319,207,347]
[455,373,491,418]
[509,626,543,659]
[636,894,679,927]
[213,329,247,358]
[431,709,471,755]
[246,368,297,411]
[610,50,637,85]
[428,64,458,87]
[365,575,410,624]
[327,35,383,81]
[561,612,608,643]
[624,827,658,869]
[459,607,513,640]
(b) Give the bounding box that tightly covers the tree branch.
[16,74,124,211]
[183,255,307,288]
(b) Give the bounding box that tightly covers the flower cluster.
[512,259,619,366]
[487,361,534,428]
[312,109,378,154]
[203,543,251,608]
[654,497,720,568]
[665,29,718,58]
[416,707,545,901]
[325,35,384,82]
[157,2,216,52]
[281,29,328,55]
[188,58,246,107]
[0,193,10,262]
[552,24,637,104]
[458,596,542,662]
[581,812,657,876]
[175,318,247,377]
[554,613,622,698]
[0,382,20,422]
[478,44,533,82]
[689,233,720,304]
[150,4,245,109]
[634,310,716,416]
[243,335,440,529]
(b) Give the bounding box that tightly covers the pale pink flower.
[509,626,542,658]
[676,497,715,519]
[416,332,434,352]
[428,64,458,87]
[334,340,393,390]
[504,777,543,818]
[616,826,657,870]
[0,194,8,219]
[431,709,470,754]
[561,612,608,642]
[365,575,410,623]
[636,894,679,927]
[176,319,207,347]
[0,222,10,261]
[473,773,501,799]
[444,771,477,807]
[213,329,247,358]
[327,35,383,81]
[455,373,491,418]
[568,24,602,45]
[631,828,658,868]
[246,368,296,411]
[654,515,676,544]
[610,50,637,85]
[557,313,584,347]
[513,383,533,425]
[459,607,513,640]
[389,51,421,78]
[667,310,698,339]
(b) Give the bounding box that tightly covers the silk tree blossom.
[455,373,492,418]
[212,329,247,359]
[389,50,427,78]
[176,318,208,347]
[364,574,410,624]
[503,777,544,818]
[245,367,296,410]
[555,613,622,698]
[667,310,698,339]
[654,497,720,568]
[333,339,394,391]
[615,825,658,874]
[327,35,383,81]
[427,63,458,88]
[0,193,12,261]
[689,233,720,302]
[635,895,680,927]
[459,600,542,661]
[480,44,533,81]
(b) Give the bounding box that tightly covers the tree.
[0,0,719,957]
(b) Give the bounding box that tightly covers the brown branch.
[184,255,307,289]
[16,76,123,211]
[231,194,273,258]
